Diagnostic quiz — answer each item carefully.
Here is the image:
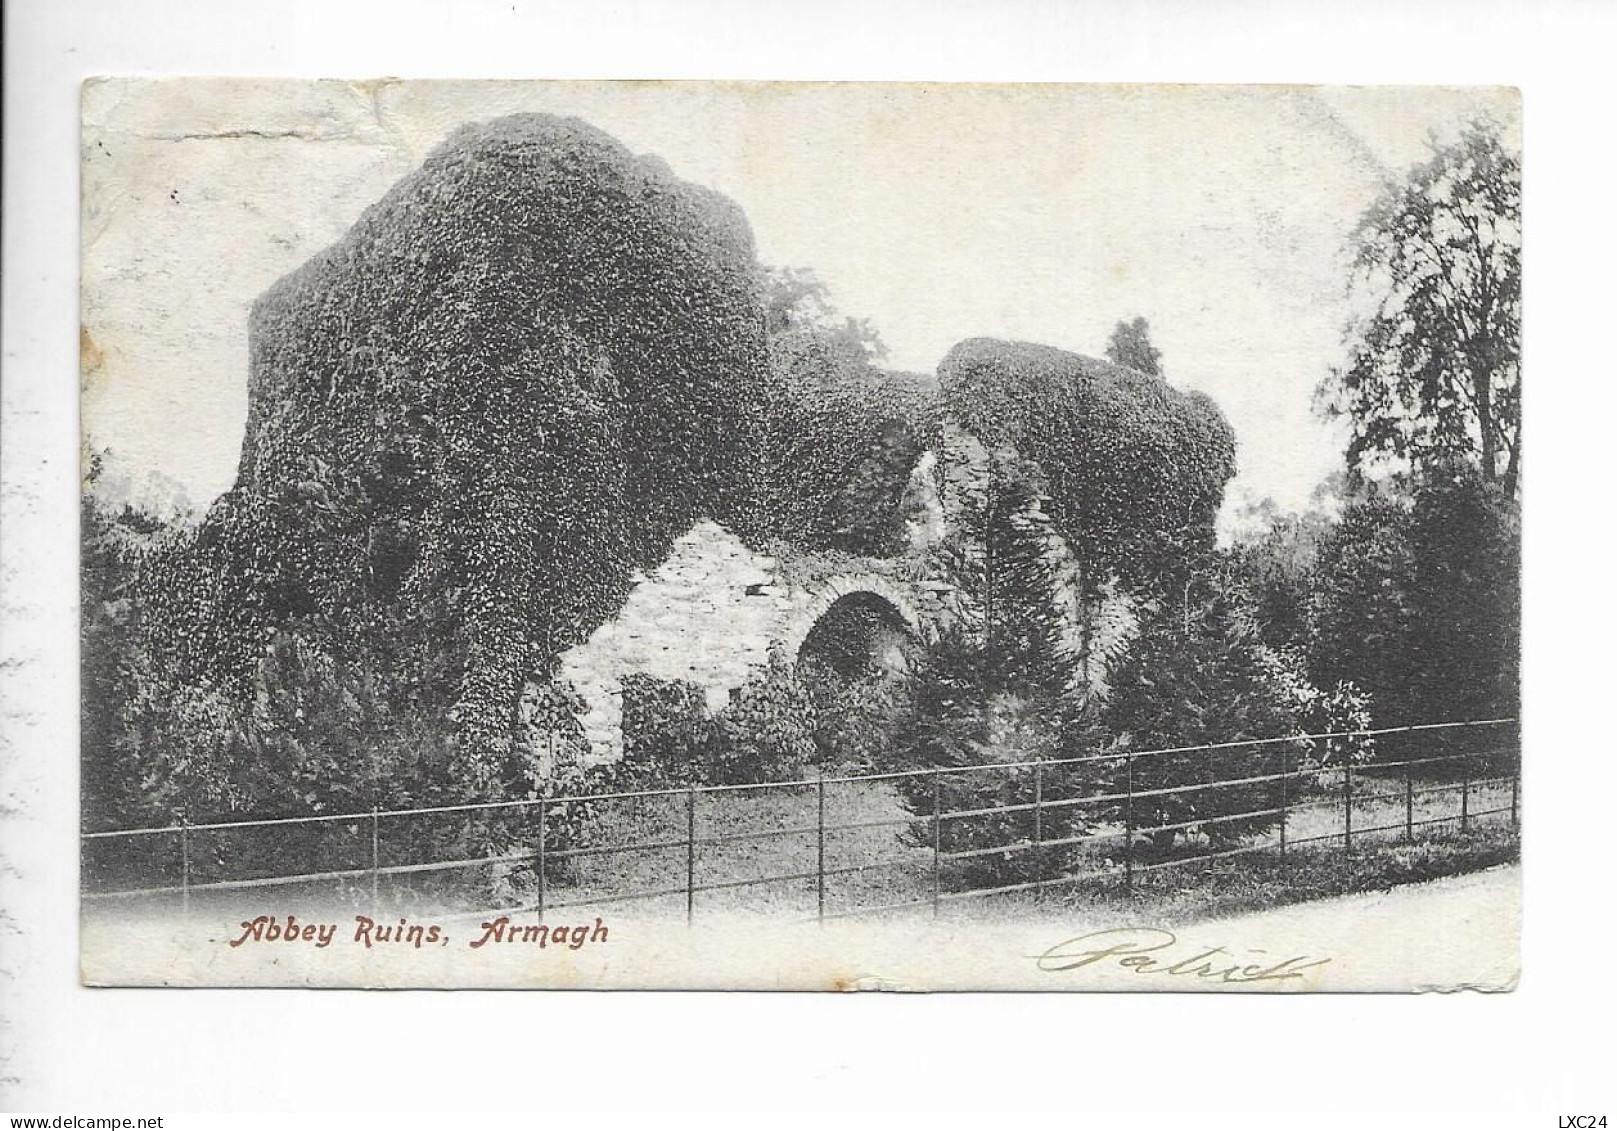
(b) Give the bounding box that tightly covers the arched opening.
[796,591,917,678]
[793,591,918,770]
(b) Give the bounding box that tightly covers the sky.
[80,80,1520,529]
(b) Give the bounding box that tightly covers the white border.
[4,0,1614,1116]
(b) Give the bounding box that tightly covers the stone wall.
[541,521,937,763]
[532,418,1143,767]
[549,521,783,761]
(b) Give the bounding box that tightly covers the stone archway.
[773,572,927,663]
[794,589,919,678]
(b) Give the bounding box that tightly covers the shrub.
[618,660,829,787]
[799,657,910,773]
[620,674,716,782]
[1101,583,1337,858]
[879,630,1102,889]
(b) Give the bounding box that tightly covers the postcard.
[79,79,1521,989]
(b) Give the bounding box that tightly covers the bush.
[619,660,873,787]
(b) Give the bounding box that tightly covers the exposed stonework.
[532,419,1141,767]
[773,572,926,661]
[543,521,942,762]
[931,418,1137,700]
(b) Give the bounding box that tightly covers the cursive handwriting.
[1032,927,1331,984]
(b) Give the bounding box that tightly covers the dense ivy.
[759,329,941,557]
[134,115,773,801]
[939,338,1235,598]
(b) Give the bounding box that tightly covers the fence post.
[536,798,547,922]
[1460,754,1470,833]
[1510,757,1519,831]
[180,821,191,922]
[931,771,942,918]
[685,785,697,926]
[1033,760,1045,899]
[1405,764,1415,842]
[1124,755,1135,896]
[816,773,826,924]
[370,807,380,912]
[1343,760,1353,852]
[1277,749,1288,858]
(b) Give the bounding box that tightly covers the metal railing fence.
[81,718,1519,924]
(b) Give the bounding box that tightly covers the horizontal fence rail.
[81,718,1521,924]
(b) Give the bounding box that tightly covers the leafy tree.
[1319,119,1521,496]
[1401,464,1520,742]
[1305,487,1416,725]
[1301,459,1519,740]
[1104,316,1164,378]
[761,264,888,365]
[1226,490,1336,655]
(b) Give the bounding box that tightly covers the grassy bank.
[964,823,1520,926]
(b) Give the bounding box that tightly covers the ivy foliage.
[939,338,1235,598]
[134,115,773,799]
[758,327,942,557]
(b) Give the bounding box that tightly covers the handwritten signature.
[1031,927,1331,984]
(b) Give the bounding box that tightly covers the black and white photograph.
[13,0,1617,1118]
[71,79,1525,990]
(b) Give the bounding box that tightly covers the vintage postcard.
[79,79,1521,990]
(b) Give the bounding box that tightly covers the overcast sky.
[80,80,1519,526]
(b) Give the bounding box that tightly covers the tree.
[761,264,888,366]
[1305,487,1416,724]
[1101,563,1370,858]
[1105,316,1163,378]
[879,626,1099,889]
[1226,490,1336,655]
[1402,463,1520,729]
[975,460,1070,698]
[1319,120,1521,497]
